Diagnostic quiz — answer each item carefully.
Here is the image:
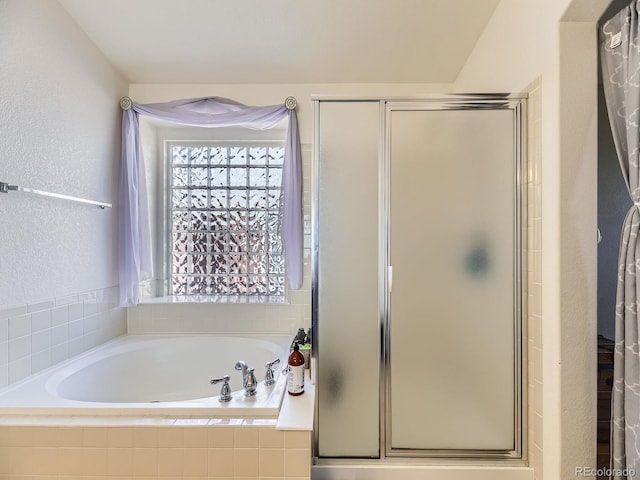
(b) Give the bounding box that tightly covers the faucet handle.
[264,358,281,386]
[210,375,232,402]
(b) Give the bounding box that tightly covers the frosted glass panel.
[389,109,516,451]
[317,101,380,457]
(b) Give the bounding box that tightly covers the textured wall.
[0,0,127,308]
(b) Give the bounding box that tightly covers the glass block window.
[169,143,286,297]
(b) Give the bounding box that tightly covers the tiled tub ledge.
[0,419,312,478]
[0,384,315,479]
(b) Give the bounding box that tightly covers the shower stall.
[311,95,527,474]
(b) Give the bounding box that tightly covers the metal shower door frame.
[311,94,527,463]
[381,96,526,460]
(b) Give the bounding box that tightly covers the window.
[168,142,286,299]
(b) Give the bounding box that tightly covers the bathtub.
[0,334,291,417]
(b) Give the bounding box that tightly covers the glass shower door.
[316,100,381,458]
[387,104,521,455]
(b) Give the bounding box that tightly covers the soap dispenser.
[287,341,305,396]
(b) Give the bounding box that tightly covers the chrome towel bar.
[0,181,112,209]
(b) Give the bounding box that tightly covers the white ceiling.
[58,0,500,84]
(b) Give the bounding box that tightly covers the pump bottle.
[287,342,305,396]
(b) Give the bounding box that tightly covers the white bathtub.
[0,334,291,416]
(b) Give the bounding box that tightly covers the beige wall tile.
[259,427,284,448]
[184,427,208,447]
[526,81,543,475]
[57,427,84,447]
[81,447,108,476]
[534,412,543,448]
[0,424,313,479]
[133,426,159,447]
[209,427,235,448]
[158,447,184,476]
[133,447,159,476]
[58,447,85,476]
[284,449,310,478]
[2,446,20,475]
[183,447,208,476]
[0,426,33,446]
[234,427,259,448]
[107,447,134,476]
[534,346,542,383]
[534,379,543,415]
[108,427,134,447]
[208,448,235,477]
[83,426,109,447]
[31,447,60,475]
[284,431,310,450]
[532,444,543,480]
[10,446,33,474]
[234,448,259,477]
[32,426,60,447]
[0,447,10,474]
[259,448,284,477]
[533,314,542,350]
[158,427,184,447]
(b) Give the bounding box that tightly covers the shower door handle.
[388,266,393,293]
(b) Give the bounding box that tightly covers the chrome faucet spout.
[235,360,248,378]
[243,367,258,396]
[235,360,257,396]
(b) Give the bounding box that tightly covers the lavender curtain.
[601,3,640,478]
[119,97,302,307]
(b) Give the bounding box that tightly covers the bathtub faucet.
[234,360,258,396]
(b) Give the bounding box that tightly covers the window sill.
[137,295,288,305]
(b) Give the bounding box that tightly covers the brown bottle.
[287,342,305,396]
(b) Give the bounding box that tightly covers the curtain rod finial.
[285,96,297,110]
[120,96,133,111]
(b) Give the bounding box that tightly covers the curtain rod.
[119,96,298,110]
[0,182,112,209]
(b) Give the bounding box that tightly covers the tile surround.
[0,418,311,479]
[0,286,126,388]
[526,81,543,478]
